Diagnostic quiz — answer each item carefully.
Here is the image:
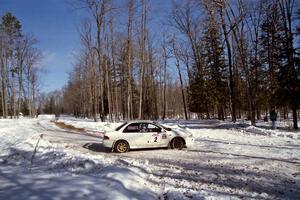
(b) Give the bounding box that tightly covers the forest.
[0,12,41,118]
[0,0,300,129]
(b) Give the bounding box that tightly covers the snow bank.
[0,118,157,200]
[38,114,55,120]
[57,116,122,132]
[1,117,299,200]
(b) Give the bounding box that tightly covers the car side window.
[123,123,140,133]
[147,124,162,132]
[139,123,148,133]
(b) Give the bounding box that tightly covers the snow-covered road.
[0,117,299,199]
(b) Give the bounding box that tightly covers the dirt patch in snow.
[52,121,85,132]
[49,120,102,138]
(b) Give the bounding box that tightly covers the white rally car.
[102,120,194,153]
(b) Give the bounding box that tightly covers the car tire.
[171,137,185,150]
[114,140,129,153]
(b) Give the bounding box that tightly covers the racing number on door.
[154,137,157,142]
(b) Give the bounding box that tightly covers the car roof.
[125,120,156,124]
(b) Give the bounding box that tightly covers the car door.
[134,123,157,148]
[146,123,168,147]
[122,123,148,148]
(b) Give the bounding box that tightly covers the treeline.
[0,12,42,118]
[61,0,299,129]
[184,0,300,129]
[61,0,187,122]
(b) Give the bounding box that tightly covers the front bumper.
[185,137,195,147]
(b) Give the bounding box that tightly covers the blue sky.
[0,0,86,92]
[0,0,174,93]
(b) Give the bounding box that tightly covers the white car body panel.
[102,121,194,150]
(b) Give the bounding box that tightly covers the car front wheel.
[114,140,129,153]
[171,137,185,149]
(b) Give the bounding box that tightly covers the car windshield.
[154,122,172,131]
[115,122,127,131]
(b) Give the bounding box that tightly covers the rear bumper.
[103,140,114,148]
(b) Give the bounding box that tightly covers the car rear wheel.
[171,137,185,149]
[114,140,129,153]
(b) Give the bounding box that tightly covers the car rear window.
[147,124,161,132]
[115,122,127,131]
[154,122,172,131]
[123,123,140,133]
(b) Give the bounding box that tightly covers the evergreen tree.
[260,0,299,129]
[188,64,210,118]
[0,12,22,118]
[276,0,299,129]
[188,6,228,120]
[260,1,283,108]
[202,9,228,120]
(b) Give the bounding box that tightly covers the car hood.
[164,124,193,138]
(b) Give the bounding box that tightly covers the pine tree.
[188,64,210,118]
[0,12,22,118]
[276,0,299,129]
[260,1,282,108]
[202,8,228,120]
[260,0,299,129]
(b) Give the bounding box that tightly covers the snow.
[0,116,299,199]
[38,114,55,120]
[57,115,122,133]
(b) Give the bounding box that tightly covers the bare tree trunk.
[11,69,16,118]
[126,0,134,120]
[172,40,188,120]
[17,38,28,117]
[226,1,257,125]
[0,53,7,118]
[219,5,236,123]
[162,39,168,120]
[292,106,298,129]
[182,50,191,83]
[91,0,107,121]
[101,11,112,121]
[92,55,98,122]
[138,0,147,120]
[104,36,112,121]
[278,0,298,129]
[109,11,118,121]
[162,60,167,120]
[18,59,23,116]
[31,74,36,117]
[147,37,158,119]
[181,50,191,119]
[27,67,32,117]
